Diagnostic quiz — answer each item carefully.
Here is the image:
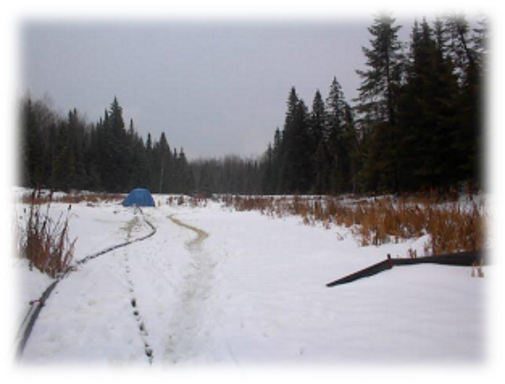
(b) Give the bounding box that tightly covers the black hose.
[16,281,59,358]
[326,249,487,287]
[16,207,156,358]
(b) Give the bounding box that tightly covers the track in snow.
[122,232,154,364]
[16,208,156,361]
[164,215,214,364]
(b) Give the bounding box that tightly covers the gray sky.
[22,19,413,159]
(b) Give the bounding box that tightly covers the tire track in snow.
[165,215,213,364]
[168,215,209,249]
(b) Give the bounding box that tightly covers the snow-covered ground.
[10,192,488,368]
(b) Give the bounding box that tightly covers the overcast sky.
[22,19,414,160]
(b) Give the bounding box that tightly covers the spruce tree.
[272,128,283,193]
[397,19,460,191]
[177,148,194,194]
[327,77,354,194]
[280,91,312,194]
[309,90,328,192]
[356,13,405,192]
[67,109,88,190]
[447,15,483,188]
[278,87,299,193]
[145,133,154,191]
[313,139,330,194]
[108,97,129,192]
[20,97,47,187]
[51,119,75,192]
[261,144,275,194]
[85,124,102,190]
[155,132,171,193]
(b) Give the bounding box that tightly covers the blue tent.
[122,188,155,207]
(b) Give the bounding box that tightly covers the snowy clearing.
[13,194,486,366]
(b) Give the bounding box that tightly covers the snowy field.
[8,191,493,376]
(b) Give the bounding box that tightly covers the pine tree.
[313,139,330,194]
[108,97,129,191]
[278,88,299,193]
[85,123,102,190]
[356,13,405,192]
[472,16,488,73]
[155,132,171,193]
[272,128,283,193]
[327,77,354,194]
[96,110,114,191]
[397,19,460,191]
[444,14,477,85]
[437,15,483,188]
[126,119,149,190]
[261,143,275,194]
[20,97,48,187]
[309,90,328,192]
[67,109,88,190]
[51,119,76,192]
[309,90,327,148]
[342,103,359,194]
[279,91,312,193]
[145,133,154,190]
[177,148,194,194]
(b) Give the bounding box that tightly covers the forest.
[19,14,487,196]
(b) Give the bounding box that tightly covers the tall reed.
[18,190,76,278]
[221,194,486,256]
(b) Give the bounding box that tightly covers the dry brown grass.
[164,194,211,208]
[221,194,487,256]
[423,202,486,255]
[18,190,76,278]
[19,190,124,205]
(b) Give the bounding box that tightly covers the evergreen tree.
[18,12,485,196]
[155,132,171,193]
[20,97,50,187]
[326,77,354,194]
[96,110,114,191]
[356,14,405,192]
[126,119,149,190]
[85,124,102,190]
[446,15,483,187]
[309,90,327,149]
[67,109,88,190]
[431,15,483,188]
[309,90,328,192]
[342,103,359,194]
[145,133,154,191]
[108,97,129,191]
[313,139,330,194]
[272,128,283,193]
[177,148,195,193]
[51,119,76,192]
[396,19,461,191]
[278,88,312,193]
[261,143,275,194]
[472,16,488,72]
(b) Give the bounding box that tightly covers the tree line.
[19,13,486,196]
[260,14,486,195]
[20,96,195,193]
